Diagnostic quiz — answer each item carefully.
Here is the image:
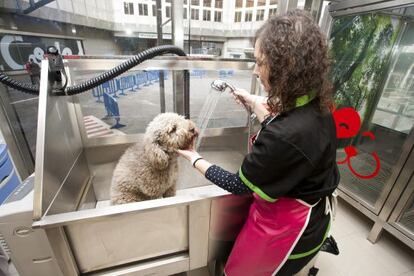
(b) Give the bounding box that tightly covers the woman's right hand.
[232,88,254,109]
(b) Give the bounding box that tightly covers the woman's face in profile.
[253,39,270,93]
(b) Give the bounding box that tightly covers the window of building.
[257,0,266,6]
[184,0,188,4]
[235,0,243,8]
[214,11,222,22]
[124,2,134,15]
[152,4,156,16]
[235,11,242,22]
[244,11,253,22]
[215,0,223,8]
[166,6,171,18]
[184,8,188,19]
[269,0,277,4]
[203,0,211,7]
[256,9,264,21]
[245,10,252,21]
[269,8,277,16]
[246,0,254,7]
[191,8,199,20]
[192,0,200,5]
[138,4,148,15]
[203,10,211,21]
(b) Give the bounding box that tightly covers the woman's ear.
[145,143,169,170]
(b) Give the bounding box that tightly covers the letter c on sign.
[0,35,24,70]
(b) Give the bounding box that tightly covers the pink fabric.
[224,194,311,276]
[210,194,253,241]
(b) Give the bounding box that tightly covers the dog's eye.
[190,128,195,133]
[168,125,177,133]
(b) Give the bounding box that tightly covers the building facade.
[0,0,308,61]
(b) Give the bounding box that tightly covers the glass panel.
[0,85,37,161]
[139,4,148,16]
[191,8,199,20]
[214,11,222,22]
[124,2,134,15]
[75,70,173,134]
[246,0,254,8]
[235,11,242,22]
[235,0,243,8]
[203,10,211,21]
[203,0,212,7]
[269,8,277,17]
[256,9,265,21]
[397,181,414,234]
[70,63,253,137]
[245,11,253,22]
[189,69,250,131]
[331,12,414,208]
[166,6,171,18]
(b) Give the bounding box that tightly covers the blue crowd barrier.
[218,69,235,78]
[90,70,170,126]
[92,86,104,102]
[91,70,171,103]
[191,69,206,79]
[117,75,137,95]
[102,79,118,98]
[138,73,147,88]
[147,71,160,84]
[103,92,126,129]
[0,144,20,204]
[127,75,137,92]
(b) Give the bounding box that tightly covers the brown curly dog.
[110,113,197,204]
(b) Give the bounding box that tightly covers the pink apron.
[224,109,323,275]
[224,194,315,276]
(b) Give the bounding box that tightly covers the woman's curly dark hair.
[256,9,333,114]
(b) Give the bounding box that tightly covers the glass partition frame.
[323,1,414,215]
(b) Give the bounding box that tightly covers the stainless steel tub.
[32,57,257,275]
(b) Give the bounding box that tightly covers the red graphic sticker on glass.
[333,107,381,179]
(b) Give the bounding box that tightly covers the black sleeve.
[205,165,251,195]
[239,128,314,202]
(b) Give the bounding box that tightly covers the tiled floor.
[315,199,414,276]
[6,199,414,276]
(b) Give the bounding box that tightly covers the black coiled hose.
[0,73,39,94]
[0,45,187,96]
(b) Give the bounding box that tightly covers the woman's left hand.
[177,148,200,161]
[176,138,201,162]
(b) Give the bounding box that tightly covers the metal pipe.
[156,0,166,113]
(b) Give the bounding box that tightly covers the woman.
[178,9,339,276]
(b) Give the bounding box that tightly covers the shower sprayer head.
[210,79,256,121]
[211,80,236,93]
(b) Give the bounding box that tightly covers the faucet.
[211,79,236,93]
[210,79,258,125]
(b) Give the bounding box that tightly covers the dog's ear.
[146,143,169,170]
[167,123,177,134]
